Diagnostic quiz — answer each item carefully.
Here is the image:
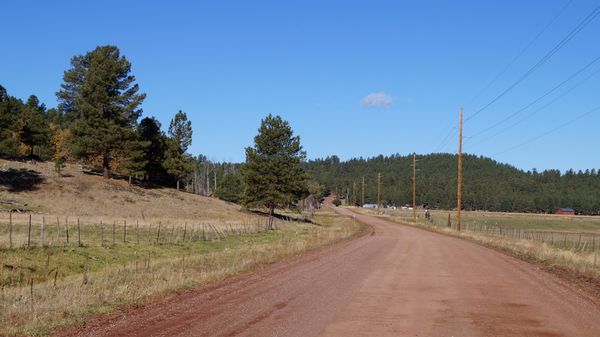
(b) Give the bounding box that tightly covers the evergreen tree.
[216,173,243,203]
[121,138,150,186]
[18,95,49,157]
[242,114,309,228]
[163,139,192,190]
[168,110,192,153]
[164,111,193,190]
[0,85,22,156]
[56,45,146,178]
[138,117,168,183]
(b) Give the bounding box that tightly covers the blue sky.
[1,0,599,171]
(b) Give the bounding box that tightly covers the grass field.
[0,159,366,335]
[0,208,364,336]
[352,207,600,282]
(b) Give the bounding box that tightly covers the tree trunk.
[128,175,132,188]
[176,179,180,191]
[103,151,110,179]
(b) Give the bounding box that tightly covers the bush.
[332,198,342,207]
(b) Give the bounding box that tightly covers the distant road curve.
[60,202,600,337]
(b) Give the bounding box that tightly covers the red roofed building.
[556,208,575,215]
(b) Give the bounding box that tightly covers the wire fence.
[0,211,290,249]
[379,208,600,256]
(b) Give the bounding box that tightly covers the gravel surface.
[58,204,600,337]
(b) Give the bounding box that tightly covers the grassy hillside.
[0,159,246,225]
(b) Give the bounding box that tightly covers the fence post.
[157,221,161,243]
[183,222,187,242]
[27,214,32,247]
[9,211,13,248]
[112,220,116,246]
[56,217,60,244]
[123,220,127,244]
[65,217,69,244]
[41,216,45,247]
[77,218,81,247]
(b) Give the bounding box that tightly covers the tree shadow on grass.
[248,209,320,226]
[0,168,44,192]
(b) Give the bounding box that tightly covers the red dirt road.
[61,206,600,337]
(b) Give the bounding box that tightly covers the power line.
[467,54,600,141]
[433,126,458,152]
[470,65,600,147]
[495,104,600,156]
[431,1,574,154]
[465,0,573,108]
[465,4,600,123]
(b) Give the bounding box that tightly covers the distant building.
[556,208,575,215]
[363,203,378,209]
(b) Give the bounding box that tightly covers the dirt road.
[62,206,600,337]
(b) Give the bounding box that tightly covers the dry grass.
[0,159,244,224]
[0,208,364,336]
[353,207,600,279]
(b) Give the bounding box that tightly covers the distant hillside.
[304,154,600,215]
[0,159,248,224]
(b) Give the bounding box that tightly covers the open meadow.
[351,207,600,281]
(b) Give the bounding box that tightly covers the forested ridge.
[304,154,600,215]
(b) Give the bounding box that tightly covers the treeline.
[0,45,218,192]
[304,153,600,215]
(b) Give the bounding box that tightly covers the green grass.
[0,208,365,336]
[369,208,600,232]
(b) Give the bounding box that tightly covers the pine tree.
[0,85,22,156]
[57,45,145,178]
[242,114,309,228]
[163,139,193,190]
[18,95,49,157]
[138,117,168,183]
[168,110,192,153]
[164,111,193,190]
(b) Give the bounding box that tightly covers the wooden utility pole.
[377,172,381,210]
[361,176,365,206]
[457,106,463,231]
[413,153,417,221]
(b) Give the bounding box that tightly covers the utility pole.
[457,106,463,231]
[413,153,417,221]
[377,172,381,210]
[362,176,365,206]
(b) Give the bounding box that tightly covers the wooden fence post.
[65,217,69,244]
[41,216,45,247]
[8,211,13,248]
[27,214,32,247]
[56,217,60,243]
[157,221,161,243]
[123,220,127,244]
[183,222,187,242]
[77,218,81,247]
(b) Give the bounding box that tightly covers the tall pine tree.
[57,45,145,178]
[242,114,308,228]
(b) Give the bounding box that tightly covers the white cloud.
[361,92,394,108]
